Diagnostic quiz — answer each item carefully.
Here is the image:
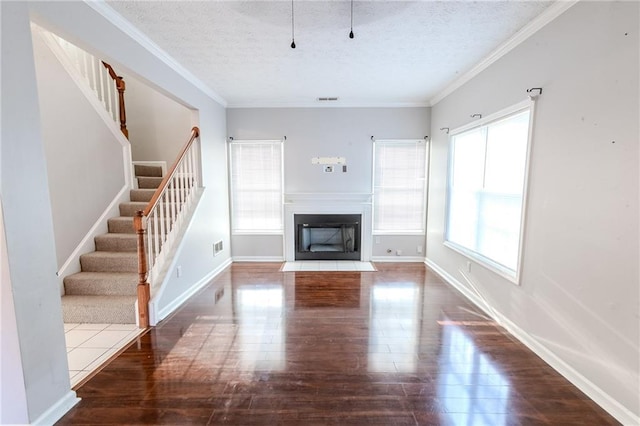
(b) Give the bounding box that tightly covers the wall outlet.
[466,261,472,272]
[324,165,334,173]
[396,249,403,256]
[375,236,380,244]
[417,245,423,254]
[176,266,182,278]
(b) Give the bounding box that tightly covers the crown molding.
[429,0,579,106]
[85,0,227,107]
[227,100,431,109]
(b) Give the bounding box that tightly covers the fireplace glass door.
[295,214,361,260]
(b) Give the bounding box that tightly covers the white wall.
[0,1,230,421]
[122,71,195,165]
[226,107,430,260]
[1,2,75,422]
[32,29,126,269]
[0,202,29,426]
[427,1,639,422]
[154,99,230,318]
[29,0,231,319]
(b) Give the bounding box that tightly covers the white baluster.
[180,161,187,212]
[146,220,153,275]
[159,194,166,257]
[152,209,160,263]
[186,147,193,196]
[164,186,172,234]
[171,179,177,229]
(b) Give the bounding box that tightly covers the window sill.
[373,231,425,236]
[443,241,520,285]
[232,231,284,236]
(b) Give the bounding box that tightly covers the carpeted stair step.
[137,176,163,189]
[80,251,138,273]
[61,295,137,324]
[130,188,156,202]
[108,216,134,234]
[134,164,163,177]
[119,201,150,217]
[95,233,138,252]
[64,272,138,296]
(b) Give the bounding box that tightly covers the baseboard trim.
[424,258,640,426]
[150,258,232,325]
[371,256,426,263]
[232,256,284,262]
[31,390,79,425]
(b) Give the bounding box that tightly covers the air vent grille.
[213,240,223,256]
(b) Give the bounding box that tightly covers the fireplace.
[294,214,361,260]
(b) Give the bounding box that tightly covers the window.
[373,139,428,233]
[445,100,533,282]
[229,140,283,233]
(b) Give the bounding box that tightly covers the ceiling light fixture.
[349,0,354,39]
[290,0,296,48]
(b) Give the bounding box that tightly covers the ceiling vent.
[317,97,339,102]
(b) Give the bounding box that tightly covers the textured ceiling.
[106,1,554,107]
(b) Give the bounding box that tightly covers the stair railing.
[44,29,128,138]
[101,62,128,139]
[134,127,202,327]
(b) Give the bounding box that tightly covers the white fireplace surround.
[284,193,372,262]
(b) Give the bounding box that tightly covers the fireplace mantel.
[284,193,372,205]
[283,193,372,261]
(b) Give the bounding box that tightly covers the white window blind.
[373,140,428,233]
[445,101,533,281]
[229,140,283,233]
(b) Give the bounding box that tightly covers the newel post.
[134,211,150,328]
[116,77,128,139]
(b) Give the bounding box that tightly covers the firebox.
[294,214,361,260]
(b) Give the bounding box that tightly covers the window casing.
[229,140,283,234]
[445,100,534,283]
[373,139,428,234]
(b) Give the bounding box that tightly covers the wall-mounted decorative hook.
[371,136,375,141]
[284,136,287,141]
[471,114,482,119]
[526,87,543,96]
[228,136,234,141]
[424,136,429,140]
[440,127,450,134]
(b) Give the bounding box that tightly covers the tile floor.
[64,323,145,387]
[280,260,376,271]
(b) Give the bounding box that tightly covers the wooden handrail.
[101,61,128,139]
[133,126,200,328]
[142,127,200,216]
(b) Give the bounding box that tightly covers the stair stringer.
[147,188,207,325]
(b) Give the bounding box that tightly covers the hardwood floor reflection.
[57,262,619,425]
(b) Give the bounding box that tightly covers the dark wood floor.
[57,262,619,425]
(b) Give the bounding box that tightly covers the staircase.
[61,165,163,324]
